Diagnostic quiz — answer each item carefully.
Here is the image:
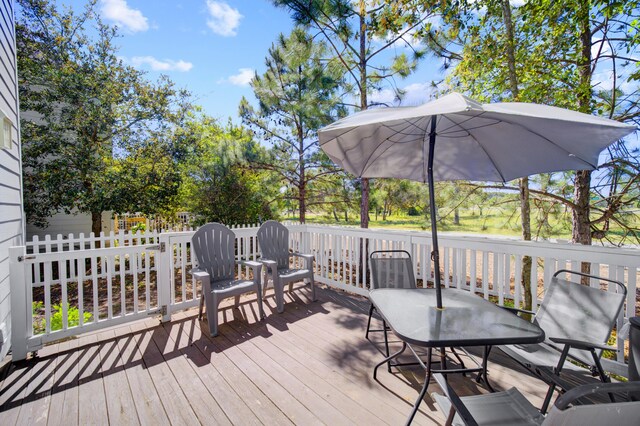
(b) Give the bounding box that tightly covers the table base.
[373,343,494,425]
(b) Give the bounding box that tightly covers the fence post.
[157,234,171,322]
[9,246,28,361]
[302,223,310,255]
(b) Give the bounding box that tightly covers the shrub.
[33,302,93,334]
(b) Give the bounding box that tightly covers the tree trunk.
[453,208,460,225]
[92,211,102,248]
[333,208,339,221]
[572,170,592,246]
[298,121,306,223]
[573,0,594,280]
[299,186,306,223]
[501,0,534,312]
[358,1,369,229]
[520,177,533,315]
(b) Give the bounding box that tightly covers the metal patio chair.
[192,222,265,336]
[257,220,316,313]
[366,250,474,375]
[431,316,640,426]
[498,269,626,412]
[366,250,416,358]
[432,373,640,426]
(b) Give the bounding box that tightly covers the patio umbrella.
[318,92,636,309]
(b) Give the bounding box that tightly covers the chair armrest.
[433,373,480,426]
[192,269,210,281]
[554,381,640,410]
[259,259,278,273]
[548,337,616,352]
[237,260,262,278]
[291,252,314,268]
[500,306,536,317]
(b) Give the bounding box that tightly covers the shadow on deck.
[1,285,555,425]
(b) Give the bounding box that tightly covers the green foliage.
[409,0,640,245]
[130,222,146,234]
[33,301,93,334]
[177,112,277,225]
[17,0,190,234]
[271,0,438,227]
[240,28,345,222]
[407,206,420,216]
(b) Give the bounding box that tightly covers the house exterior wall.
[26,210,114,240]
[0,0,24,360]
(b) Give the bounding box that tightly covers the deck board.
[97,329,140,426]
[47,338,80,426]
[1,285,568,425]
[148,319,232,426]
[76,333,109,425]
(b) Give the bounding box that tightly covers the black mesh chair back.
[369,250,416,290]
[366,250,416,360]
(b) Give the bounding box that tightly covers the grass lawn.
[290,207,638,245]
[298,210,575,240]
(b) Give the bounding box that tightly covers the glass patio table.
[369,288,545,425]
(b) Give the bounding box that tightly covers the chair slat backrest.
[370,250,416,290]
[536,272,626,364]
[257,220,289,269]
[191,223,236,282]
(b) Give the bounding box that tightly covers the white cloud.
[225,68,254,86]
[369,83,435,107]
[101,0,149,33]
[399,83,435,106]
[369,88,396,106]
[206,1,242,37]
[130,56,193,72]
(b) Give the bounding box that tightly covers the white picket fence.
[10,223,639,375]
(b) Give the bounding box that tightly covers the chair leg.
[308,274,316,301]
[234,295,240,308]
[206,294,219,337]
[542,343,572,413]
[365,303,375,340]
[274,279,285,313]
[255,286,266,320]
[288,282,294,293]
[383,320,392,373]
[198,293,205,320]
[262,270,269,300]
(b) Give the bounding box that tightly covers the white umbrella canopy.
[319,92,636,183]
[318,92,636,309]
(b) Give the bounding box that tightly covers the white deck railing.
[10,224,639,374]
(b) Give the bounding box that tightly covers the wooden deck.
[0,285,554,425]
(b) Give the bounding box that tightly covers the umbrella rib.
[437,120,504,137]
[435,114,496,136]
[360,118,428,176]
[318,125,362,146]
[444,113,508,182]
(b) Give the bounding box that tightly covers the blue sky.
[65,0,443,121]
[89,0,297,120]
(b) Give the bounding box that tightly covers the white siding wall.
[26,210,113,240]
[0,0,24,360]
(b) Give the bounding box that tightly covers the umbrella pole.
[427,115,443,309]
